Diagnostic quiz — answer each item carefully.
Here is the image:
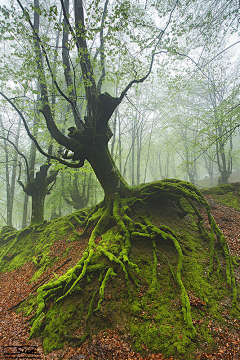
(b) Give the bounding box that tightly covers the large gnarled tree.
[0,0,239,356]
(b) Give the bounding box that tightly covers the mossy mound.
[0,225,17,243]
[0,180,239,359]
[0,207,91,276]
[202,184,235,196]
[202,182,240,210]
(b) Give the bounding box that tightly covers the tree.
[19,162,58,225]
[204,64,237,185]
[63,169,93,210]
[0,115,21,227]
[0,0,238,356]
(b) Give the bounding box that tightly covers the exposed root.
[21,180,238,343]
[94,267,117,312]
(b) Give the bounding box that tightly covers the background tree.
[0,115,21,227]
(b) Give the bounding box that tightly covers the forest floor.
[0,186,240,360]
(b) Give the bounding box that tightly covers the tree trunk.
[20,164,58,225]
[31,192,46,225]
[118,111,122,175]
[88,141,130,199]
[22,192,29,228]
[0,115,21,227]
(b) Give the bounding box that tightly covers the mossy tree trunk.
[31,192,45,225]
[19,164,58,225]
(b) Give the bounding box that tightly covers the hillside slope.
[0,183,240,360]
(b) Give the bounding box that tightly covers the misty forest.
[0,0,240,359]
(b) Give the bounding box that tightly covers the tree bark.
[88,140,130,199]
[22,192,29,228]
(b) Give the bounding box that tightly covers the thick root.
[28,179,238,342]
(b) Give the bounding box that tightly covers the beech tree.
[63,170,93,210]
[0,115,21,227]
[0,0,239,355]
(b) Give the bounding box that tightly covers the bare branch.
[0,135,30,185]
[160,49,218,92]
[193,124,240,164]
[201,41,240,68]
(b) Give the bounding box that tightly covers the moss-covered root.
[149,240,158,294]
[188,199,209,241]
[30,197,140,339]
[67,206,105,239]
[94,267,117,311]
[188,194,238,306]
[142,217,196,336]
[144,180,239,307]
[29,205,110,338]
[78,290,98,344]
[136,179,206,206]
[112,195,138,271]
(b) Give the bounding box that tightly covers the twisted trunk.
[88,141,130,199]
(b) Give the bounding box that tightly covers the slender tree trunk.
[8,117,21,226]
[0,115,21,227]
[118,111,122,175]
[131,113,136,186]
[165,149,169,179]
[22,192,29,228]
[143,120,154,182]
[136,120,143,185]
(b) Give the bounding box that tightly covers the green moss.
[94,267,117,311]
[202,184,240,211]
[0,226,18,242]
[1,179,239,359]
[99,228,121,255]
[41,299,81,352]
[203,184,235,195]
[16,296,38,317]
[0,214,77,274]
[214,192,240,210]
